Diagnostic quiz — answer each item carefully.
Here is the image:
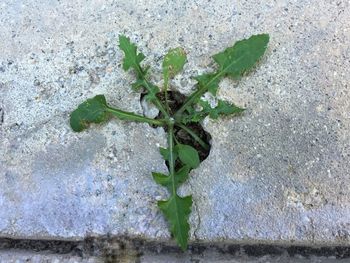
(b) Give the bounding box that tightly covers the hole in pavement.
[141,90,212,168]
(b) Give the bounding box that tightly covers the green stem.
[173,133,180,145]
[175,71,223,118]
[168,124,176,195]
[176,123,209,150]
[106,107,166,126]
[163,74,170,114]
[136,65,169,118]
[153,98,169,118]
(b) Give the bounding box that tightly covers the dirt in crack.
[0,108,3,125]
[142,90,211,166]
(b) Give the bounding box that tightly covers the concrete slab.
[0,0,349,245]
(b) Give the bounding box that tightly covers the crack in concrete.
[0,107,4,125]
[1,237,350,260]
[187,179,201,240]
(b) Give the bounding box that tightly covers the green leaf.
[176,144,200,169]
[156,127,193,251]
[181,108,203,124]
[163,47,187,80]
[152,166,190,192]
[70,95,110,132]
[118,35,169,117]
[152,172,171,191]
[194,73,220,95]
[143,81,160,101]
[132,78,160,102]
[181,99,245,123]
[159,147,178,161]
[70,95,165,132]
[158,195,192,251]
[159,147,169,160]
[174,165,190,186]
[213,34,269,79]
[71,34,270,252]
[200,99,245,119]
[174,33,269,117]
[118,35,145,77]
[131,79,145,92]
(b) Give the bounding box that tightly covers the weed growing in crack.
[70,34,269,250]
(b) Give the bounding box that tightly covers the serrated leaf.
[118,35,145,77]
[194,73,220,95]
[71,34,269,252]
[132,79,160,101]
[181,111,203,124]
[175,144,200,168]
[200,100,245,119]
[163,47,187,80]
[174,34,269,118]
[213,34,269,79]
[144,82,160,101]
[158,195,192,251]
[70,95,110,132]
[152,166,190,192]
[131,79,145,92]
[181,99,245,123]
[181,108,202,124]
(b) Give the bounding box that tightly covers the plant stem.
[174,71,222,118]
[176,123,209,150]
[106,107,166,126]
[173,133,180,145]
[153,98,169,118]
[163,74,171,114]
[168,124,176,195]
[136,65,169,118]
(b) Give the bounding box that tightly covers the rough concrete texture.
[0,0,349,246]
[140,252,350,263]
[1,249,349,263]
[0,250,101,263]
[0,250,350,263]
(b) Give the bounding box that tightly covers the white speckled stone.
[0,0,349,245]
[0,250,102,263]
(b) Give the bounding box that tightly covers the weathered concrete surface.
[0,0,349,245]
[0,250,101,263]
[1,250,349,263]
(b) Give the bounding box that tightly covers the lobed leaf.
[194,73,220,96]
[118,35,145,77]
[181,106,204,124]
[174,33,269,117]
[152,166,190,192]
[70,95,110,132]
[133,80,160,101]
[158,195,192,251]
[181,99,245,123]
[71,33,270,251]
[213,34,269,79]
[118,35,169,116]
[200,100,245,119]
